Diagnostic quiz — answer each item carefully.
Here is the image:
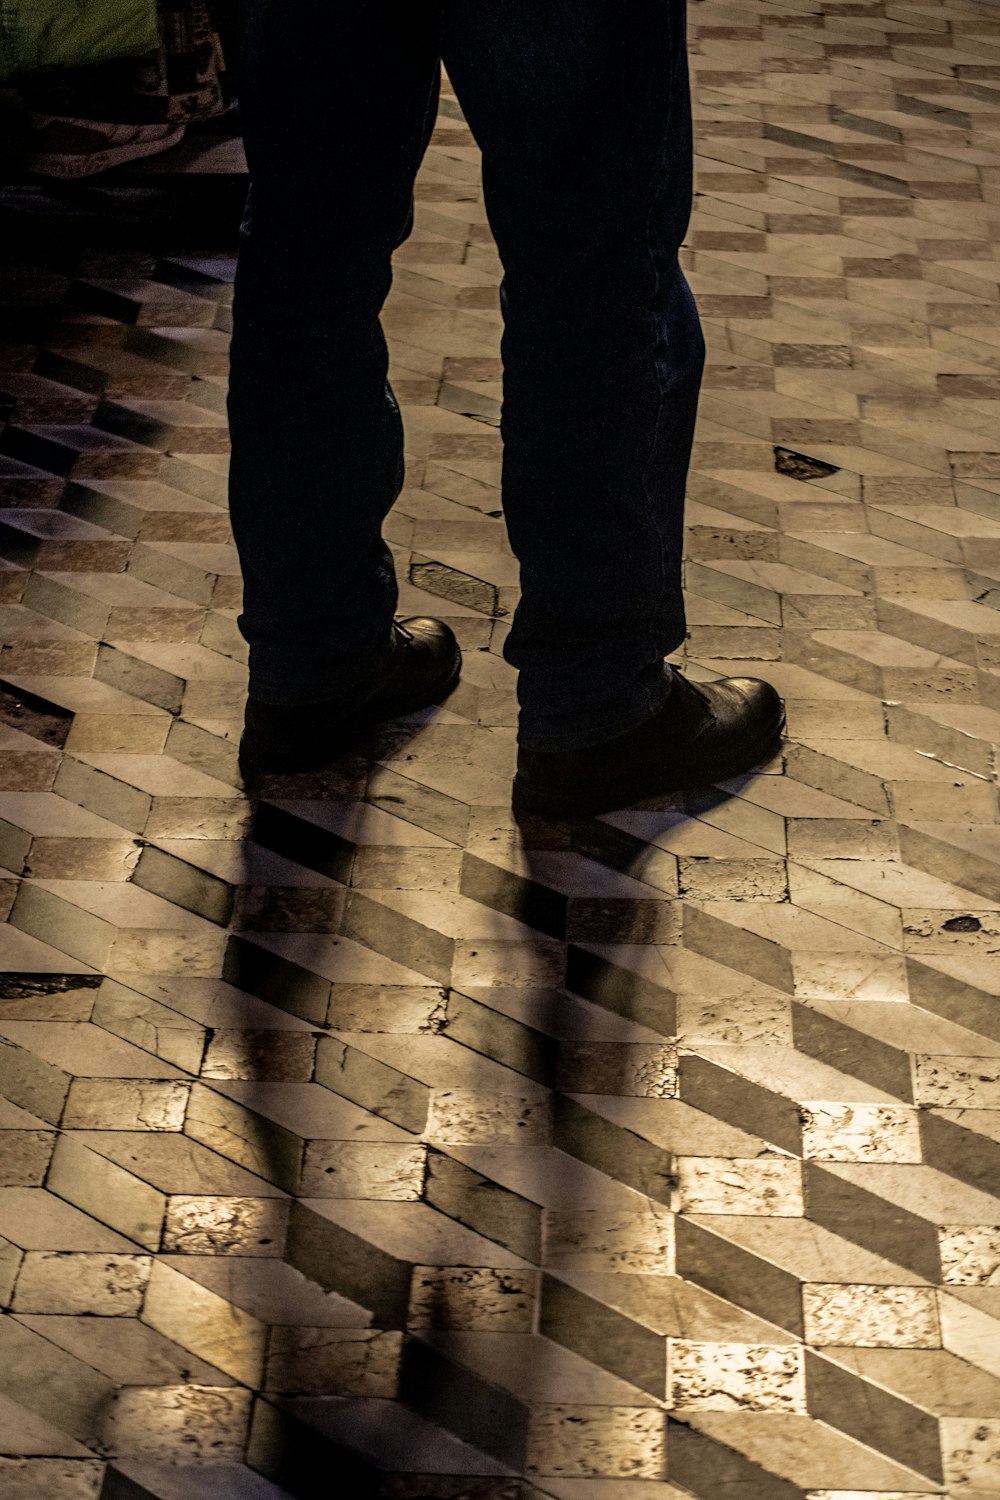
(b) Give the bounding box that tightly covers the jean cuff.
[517,662,676,754]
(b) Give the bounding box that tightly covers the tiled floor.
[2,1,1000,1497]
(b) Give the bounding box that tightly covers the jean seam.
[517,673,673,753]
[635,4,680,725]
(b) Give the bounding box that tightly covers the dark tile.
[285,1200,411,1328]
[132,842,234,925]
[0,680,72,747]
[398,1337,529,1470]
[539,1273,665,1397]
[804,1163,941,1282]
[553,1095,675,1206]
[424,1149,541,1262]
[459,853,566,941]
[804,1349,942,1482]
[223,935,331,1025]
[679,1055,803,1155]
[251,803,355,883]
[564,947,677,1034]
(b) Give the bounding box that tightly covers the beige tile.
[425,1089,550,1145]
[161,1196,289,1257]
[299,1141,427,1199]
[668,1339,806,1411]
[62,1079,188,1132]
[408,1266,536,1330]
[800,1103,922,1163]
[677,1158,804,1217]
[802,1285,940,1348]
[939,1227,1000,1286]
[913,1054,1000,1109]
[12,1252,151,1315]
[544,1207,675,1276]
[96,1385,251,1461]
[526,1406,666,1479]
[941,1418,1000,1490]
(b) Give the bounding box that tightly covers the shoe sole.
[24,123,188,178]
[239,648,463,783]
[512,710,786,819]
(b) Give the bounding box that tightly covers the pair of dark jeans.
[227,0,705,752]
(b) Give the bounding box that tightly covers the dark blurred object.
[7,1,233,178]
[0,0,158,80]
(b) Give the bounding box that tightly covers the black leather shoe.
[239,617,462,782]
[512,671,784,817]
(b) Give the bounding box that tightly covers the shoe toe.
[695,674,784,750]
[387,616,462,706]
[400,616,452,637]
[397,616,460,668]
[729,675,784,726]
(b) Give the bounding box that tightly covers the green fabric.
[0,0,159,81]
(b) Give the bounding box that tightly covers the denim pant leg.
[441,0,705,751]
[227,2,441,704]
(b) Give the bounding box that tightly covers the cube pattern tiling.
[1,0,1000,1496]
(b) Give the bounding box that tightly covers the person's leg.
[440,0,705,752]
[228,0,441,704]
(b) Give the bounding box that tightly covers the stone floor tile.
[161,1194,288,1258]
[913,1054,1000,1109]
[827,1346,1000,1422]
[676,1410,943,1494]
[300,1141,427,1200]
[0,1458,104,1500]
[211,1080,416,1150]
[0,1402,96,1462]
[0,1187,138,1252]
[0,1127,54,1185]
[141,1259,266,1385]
[799,1102,923,1163]
[443,1143,657,1214]
[104,1460,295,1499]
[96,1384,252,1462]
[534,1485,695,1500]
[259,1391,518,1477]
[525,1405,666,1480]
[676,1157,805,1217]
[543,1207,674,1277]
[263,1326,404,1398]
[938,1227,1000,1287]
[17,1305,239,1391]
[407,1267,537,1333]
[938,1291,1000,1382]
[11,1251,151,1316]
[0,1317,117,1446]
[0,1020,186,1082]
[939,1417,1000,1491]
[802,1284,941,1348]
[301,1198,534,1275]
[806,1494,941,1500]
[667,1339,807,1412]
